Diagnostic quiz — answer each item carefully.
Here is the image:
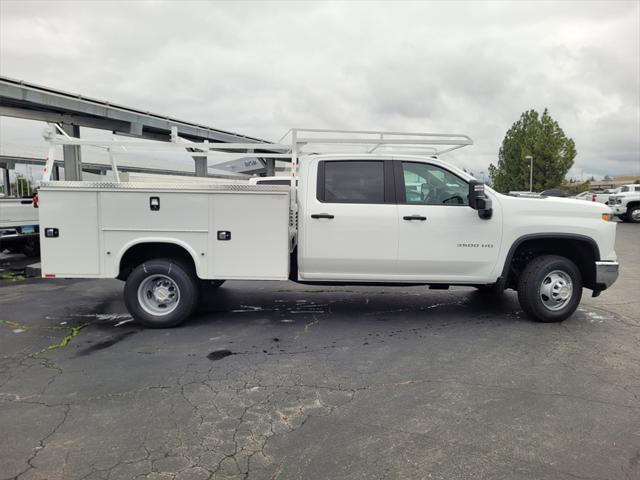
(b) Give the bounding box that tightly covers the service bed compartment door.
[210,193,289,280]
[300,160,398,280]
[39,190,100,276]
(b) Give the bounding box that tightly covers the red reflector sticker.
[45,274,56,278]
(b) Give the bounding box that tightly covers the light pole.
[525,155,533,192]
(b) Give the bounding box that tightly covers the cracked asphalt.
[1,223,639,480]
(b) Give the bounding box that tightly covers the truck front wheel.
[627,204,640,223]
[517,255,582,323]
[124,259,199,328]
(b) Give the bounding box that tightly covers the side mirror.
[468,180,493,219]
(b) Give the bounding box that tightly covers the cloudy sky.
[1,0,639,181]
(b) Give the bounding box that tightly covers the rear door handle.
[311,213,335,219]
[403,215,427,221]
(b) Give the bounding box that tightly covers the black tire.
[626,204,640,223]
[22,238,40,258]
[124,258,199,328]
[517,255,582,323]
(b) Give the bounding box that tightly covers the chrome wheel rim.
[137,274,180,316]
[539,270,573,311]
[631,208,640,221]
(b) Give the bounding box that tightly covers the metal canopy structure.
[0,76,278,179]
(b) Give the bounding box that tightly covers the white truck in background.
[608,187,640,223]
[590,190,616,204]
[37,128,619,328]
[0,196,40,256]
[589,185,640,205]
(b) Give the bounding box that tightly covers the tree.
[561,179,591,195]
[488,109,576,193]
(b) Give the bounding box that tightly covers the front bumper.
[610,205,626,215]
[594,261,619,293]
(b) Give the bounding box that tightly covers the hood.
[497,192,612,215]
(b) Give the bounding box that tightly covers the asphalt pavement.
[0,224,638,480]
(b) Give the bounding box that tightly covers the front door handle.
[403,215,427,221]
[311,213,335,219]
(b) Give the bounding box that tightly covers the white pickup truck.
[590,185,640,205]
[0,196,40,256]
[608,186,640,223]
[37,128,619,327]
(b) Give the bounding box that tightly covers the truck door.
[395,161,502,283]
[298,159,398,281]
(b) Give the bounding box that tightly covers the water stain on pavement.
[76,331,137,356]
[207,349,234,361]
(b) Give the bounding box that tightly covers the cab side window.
[317,160,390,204]
[401,162,469,206]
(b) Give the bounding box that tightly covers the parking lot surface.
[1,224,639,480]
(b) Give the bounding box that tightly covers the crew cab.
[36,128,619,327]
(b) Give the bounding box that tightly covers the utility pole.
[525,155,533,192]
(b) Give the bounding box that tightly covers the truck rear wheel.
[124,259,199,328]
[517,255,582,323]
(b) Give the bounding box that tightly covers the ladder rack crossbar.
[47,137,292,152]
[296,137,471,146]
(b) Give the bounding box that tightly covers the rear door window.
[317,161,390,204]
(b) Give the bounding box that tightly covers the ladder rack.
[41,126,473,183]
